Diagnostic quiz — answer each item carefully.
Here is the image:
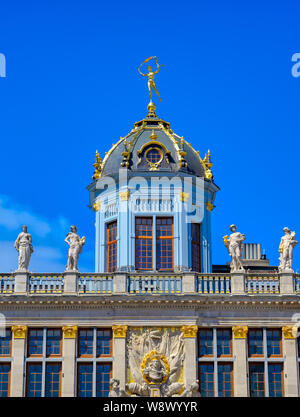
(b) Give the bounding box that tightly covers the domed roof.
[92,113,214,181]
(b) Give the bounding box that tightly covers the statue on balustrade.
[223,224,246,272]
[14,225,34,271]
[278,227,298,272]
[65,225,85,272]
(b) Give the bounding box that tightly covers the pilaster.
[181,325,198,387]
[112,325,128,389]
[232,326,248,397]
[282,326,298,396]
[61,326,77,397]
[10,325,27,397]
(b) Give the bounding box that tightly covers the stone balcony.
[0,271,299,296]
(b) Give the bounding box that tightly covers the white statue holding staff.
[65,225,85,271]
[223,224,246,272]
[14,225,34,271]
[278,227,298,272]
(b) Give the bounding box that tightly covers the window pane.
[46,329,61,356]
[156,218,173,271]
[217,329,232,356]
[191,224,201,272]
[199,363,214,397]
[0,329,11,356]
[267,330,281,356]
[0,364,10,397]
[268,364,283,397]
[107,221,117,272]
[77,364,93,397]
[135,218,153,270]
[249,363,265,397]
[198,329,213,356]
[96,363,112,397]
[28,329,43,356]
[218,363,232,397]
[79,330,93,356]
[96,330,112,357]
[45,363,61,397]
[248,329,263,356]
[27,363,42,397]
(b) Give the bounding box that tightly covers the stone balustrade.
[0,270,298,296]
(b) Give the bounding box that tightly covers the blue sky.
[0,0,300,272]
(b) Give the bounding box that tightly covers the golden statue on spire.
[138,56,162,116]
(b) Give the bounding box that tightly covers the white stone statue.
[108,378,128,397]
[14,225,34,271]
[223,224,246,272]
[65,225,85,272]
[278,227,298,272]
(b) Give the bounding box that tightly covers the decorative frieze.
[232,326,248,339]
[282,326,298,339]
[62,326,78,339]
[112,325,128,338]
[180,325,198,338]
[12,325,27,339]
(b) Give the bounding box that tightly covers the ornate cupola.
[87,57,219,273]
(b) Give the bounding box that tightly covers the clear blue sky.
[0,0,300,272]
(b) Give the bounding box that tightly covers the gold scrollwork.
[282,326,298,339]
[180,325,198,338]
[232,326,248,339]
[119,190,130,201]
[93,200,101,212]
[112,325,128,338]
[62,326,78,339]
[12,325,27,339]
[140,350,170,385]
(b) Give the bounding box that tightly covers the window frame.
[27,328,44,357]
[248,329,264,358]
[106,220,117,273]
[45,362,62,398]
[135,217,153,271]
[0,329,11,357]
[156,217,174,271]
[46,329,62,358]
[191,223,201,272]
[0,363,10,397]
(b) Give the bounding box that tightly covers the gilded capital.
[180,325,198,338]
[93,200,101,212]
[119,190,130,201]
[179,192,189,202]
[282,326,298,339]
[112,325,128,338]
[12,325,27,339]
[232,326,248,339]
[62,326,78,339]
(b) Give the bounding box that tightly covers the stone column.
[182,274,196,294]
[14,272,28,294]
[280,273,294,295]
[231,272,246,294]
[112,325,128,389]
[181,325,198,387]
[61,326,77,397]
[10,325,27,397]
[282,326,298,396]
[232,326,248,397]
[63,272,78,295]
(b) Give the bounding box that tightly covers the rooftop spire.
[138,56,162,117]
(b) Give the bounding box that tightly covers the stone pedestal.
[182,274,196,294]
[10,325,27,397]
[113,273,127,294]
[231,272,245,294]
[232,326,248,397]
[280,272,294,294]
[112,325,128,389]
[14,272,28,294]
[64,272,78,295]
[282,326,299,396]
[61,326,77,397]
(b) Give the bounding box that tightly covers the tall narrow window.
[199,363,214,397]
[248,329,264,357]
[106,221,117,272]
[96,363,112,397]
[268,364,283,397]
[78,329,94,357]
[156,217,173,271]
[218,363,233,397]
[26,363,42,397]
[45,363,61,397]
[198,329,213,357]
[191,223,201,272]
[0,329,11,356]
[267,329,282,357]
[0,364,10,397]
[46,329,62,357]
[77,364,93,397]
[28,329,43,356]
[217,329,232,357]
[249,363,265,397]
[135,217,153,270]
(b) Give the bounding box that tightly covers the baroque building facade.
[0,67,300,397]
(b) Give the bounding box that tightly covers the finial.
[92,150,102,180]
[138,56,162,117]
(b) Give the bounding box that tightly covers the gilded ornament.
[93,201,101,212]
[138,56,162,116]
[232,326,248,339]
[92,150,102,180]
[112,325,128,338]
[282,326,298,339]
[62,326,78,339]
[180,325,198,338]
[12,325,27,339]
[179,192,189,202]
[140,350,170,385]
[119,190,130,201]
[206,201,214,212]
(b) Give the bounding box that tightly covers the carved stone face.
[145,359,165,382]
